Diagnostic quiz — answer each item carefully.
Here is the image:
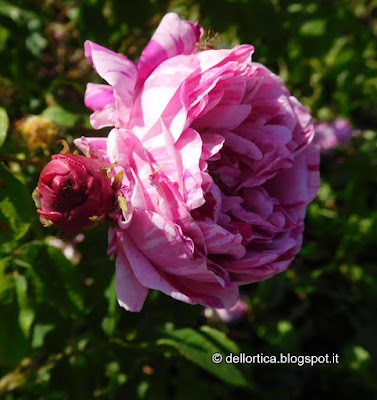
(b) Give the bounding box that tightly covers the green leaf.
[0,1,40,26]
[42,105,80,128]
[0,26,9,52]
[0,257,30,367]
[300,19,326,36]
[17,242,85,318]
[31,323,55,349]
[0,256,14,304]
[0,275,13,304]
[25,31,48,57]
[102,275,119,336]
[14,274,35,338]
[157,326,249,387]
[0,163,35,242]
[0,107,9,147]
[0,303,29,367]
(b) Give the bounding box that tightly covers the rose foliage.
[73,13,320,311]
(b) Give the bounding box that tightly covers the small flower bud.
[37,153,114,235]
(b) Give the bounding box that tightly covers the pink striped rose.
[75,13,320,311]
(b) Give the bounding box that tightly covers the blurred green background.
[1,0,377,399]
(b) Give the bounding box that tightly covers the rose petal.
[196,221,246,259]
[85,83,114,110]
[115,233,150,312]
[84,41,138,127]
[138,12,203,85]
[264,144,320,207]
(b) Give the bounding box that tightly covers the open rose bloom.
[75,13,320,311]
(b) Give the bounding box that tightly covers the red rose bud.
[36,153,114,235]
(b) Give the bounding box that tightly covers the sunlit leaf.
[157,326,249,387]
[0,107,9,147]
[17,242,85,318]
[300,19,326,36]
[14,274,35,338]
[0,164,34,242]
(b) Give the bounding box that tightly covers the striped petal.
[85,41,138,127]
[138,13,203,85]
